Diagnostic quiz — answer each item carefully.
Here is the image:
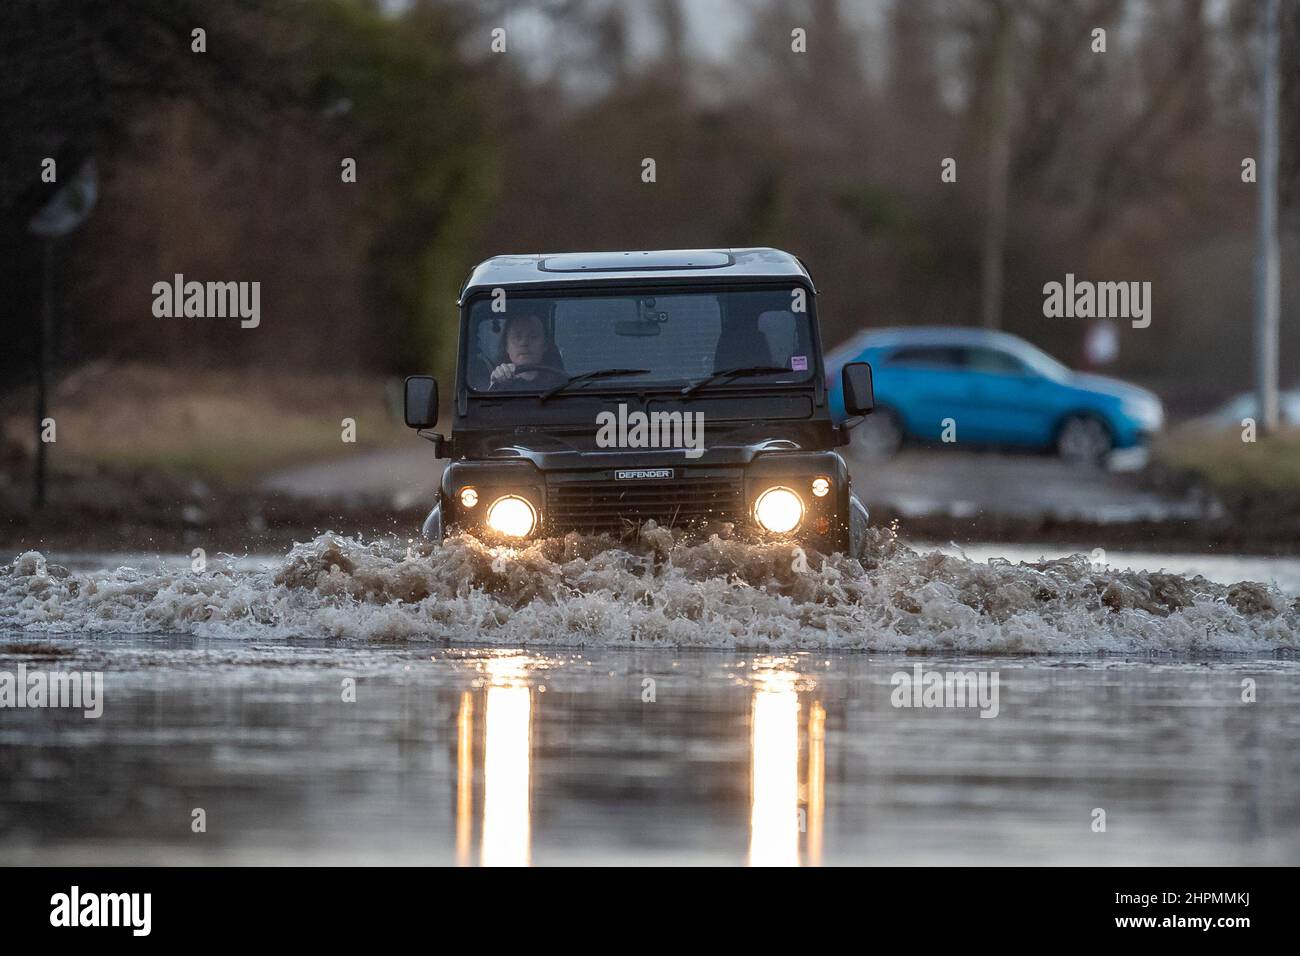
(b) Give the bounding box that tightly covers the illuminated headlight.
[459,487,479,508]
[753,486,803,534]
[485,495,536,538]
[811,476,831,498]
[1123,398,1164,430]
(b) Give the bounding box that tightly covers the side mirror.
[842,362,874,416]
[404,375,438,429]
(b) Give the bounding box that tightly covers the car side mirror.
[842,362,874,416]
[404,375,438,429]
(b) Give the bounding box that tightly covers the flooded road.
[922,543,1300,598]
[2,534,1298,864]
[1,640,1296,865]
[857,449,1202,523]
[4,531,1298,653]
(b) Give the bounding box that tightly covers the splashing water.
[2,527,1296,654]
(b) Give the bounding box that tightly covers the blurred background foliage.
[2,0,1298,413]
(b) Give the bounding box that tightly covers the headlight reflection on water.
[454,653,827,867]
[457,654,536,867]
[748,657,825,867]
[749,667,801,866]
[481,667,532,867]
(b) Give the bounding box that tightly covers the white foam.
[2,529,1296,654]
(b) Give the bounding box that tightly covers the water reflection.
[749,667,800,866]
[6,639,1295,865]
[747,658,825,867]
[455,691,473,866]
[807,701,826,867]
[454,655,534,867]
[452,653,827,866]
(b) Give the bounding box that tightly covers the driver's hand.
[490,363,516,384]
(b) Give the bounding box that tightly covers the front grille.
[546,475,744,534]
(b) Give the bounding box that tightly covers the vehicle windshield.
[463,288,816,393]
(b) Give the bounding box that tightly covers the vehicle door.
[958,346,1056,445]
[874,345,969,441]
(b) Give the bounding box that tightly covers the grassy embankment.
[0,362,410,486]
[1154,425,1300,494]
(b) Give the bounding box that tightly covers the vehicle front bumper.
[420,451,863,552]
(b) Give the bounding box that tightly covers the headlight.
[459,487,479,508]
[1122,397,1164,430]
[485,495,536,538]
[811,476,831,498]
[753,486,803,534]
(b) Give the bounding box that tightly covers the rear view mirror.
[404,375,438,429]
[842,362,874,416]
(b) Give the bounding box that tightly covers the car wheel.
[850,408,903,460]
[1056,415,1112,465]
[847,492,870,559]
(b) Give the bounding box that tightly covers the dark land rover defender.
[403,248,876,555]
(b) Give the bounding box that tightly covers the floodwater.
[924,542,1300,598]
[1,641,1297,865]
[2,532,1298,865]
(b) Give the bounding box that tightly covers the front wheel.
[847,493,870,559]
[421,497,444,541]
[1055,415,1113,466]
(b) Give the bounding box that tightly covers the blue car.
[826,327,1164,463]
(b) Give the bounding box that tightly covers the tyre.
[847,492,870,559]
[1055,415,1113,466]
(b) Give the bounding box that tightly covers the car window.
[884,346,964,369]
[464,288,815,391]
[963,347,1027,376]
[553,295,723,382]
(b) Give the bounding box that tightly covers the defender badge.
[615,468,674,480]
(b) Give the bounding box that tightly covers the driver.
[489,311,566,389]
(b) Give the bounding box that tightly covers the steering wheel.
[508,364,567,378]
[488,363,567,390]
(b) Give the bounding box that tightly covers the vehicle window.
[963,347,1027,376]
[884,346,964,369]
[464,288,815,392]
[553,295,721,382]
[757,310,798,366]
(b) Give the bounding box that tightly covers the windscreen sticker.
[791,355,808,371]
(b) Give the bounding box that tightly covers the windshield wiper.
[540,368,651,401]
[680,365,790,396]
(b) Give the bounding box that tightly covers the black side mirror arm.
[417,430,448,458]
[836,417,864,444]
